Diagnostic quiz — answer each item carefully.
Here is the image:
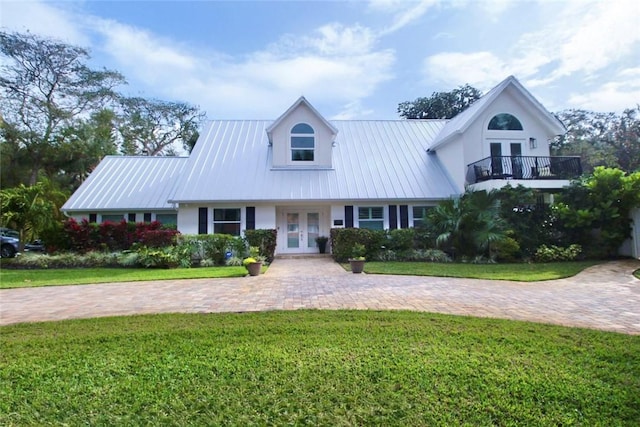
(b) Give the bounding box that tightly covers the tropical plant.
[425,190,507,259]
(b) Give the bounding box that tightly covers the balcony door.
[510,143,523,178]
[490,143,503,176]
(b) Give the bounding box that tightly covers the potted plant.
[348,243,366,274]
[243,246,263,276]
[315,236,329,254]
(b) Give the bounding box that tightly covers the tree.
[0,31,125,184]
[0,181,67,249]
[553,167,640,257]
[398,84,482,119]
[552,108,640,173]
[46,109,119,192]
[117,97,205,156]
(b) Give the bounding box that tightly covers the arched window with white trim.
[488,113,523,130]
[291,123,315,161]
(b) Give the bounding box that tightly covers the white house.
[62,76,583,255]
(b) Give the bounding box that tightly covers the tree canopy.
[397,84,482,119]
[0,30,206,193]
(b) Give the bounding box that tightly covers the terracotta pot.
[246,262,262,276]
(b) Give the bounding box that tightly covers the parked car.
[0,227,20,239]
[1,234,19,258]
[24,239,46,253]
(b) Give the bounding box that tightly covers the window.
[156,214,177,227]
[412,206,433,228]
[358,207,384,230]
[488,113,523,130]
[101,214,123,223]
[291,123,314,161]
[214,208,241,235]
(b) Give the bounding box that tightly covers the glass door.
[306,213,319,249]
[490,142,503,176]
[510,143,523,178]
[282,210,322,253]
[286,213,300,249]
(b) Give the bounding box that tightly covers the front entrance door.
[283,210,321,254]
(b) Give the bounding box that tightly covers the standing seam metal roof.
[62,156,188,211]
[169,119,459,203]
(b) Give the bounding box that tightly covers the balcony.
[466,156,582,186]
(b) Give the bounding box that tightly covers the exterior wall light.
[529,137,537,149]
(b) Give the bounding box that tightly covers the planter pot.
[246,262,262,276]
[318,241,327,254]
[349,259,365,274]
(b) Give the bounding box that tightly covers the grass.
[1,311,638,425]
[352,261,600,281]
[0,266,249,289]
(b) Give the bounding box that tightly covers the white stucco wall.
[619,208,640,259]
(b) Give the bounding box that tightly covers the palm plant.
[426,190,507,260]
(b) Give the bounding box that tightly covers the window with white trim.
[488,113,523,130]
[358,207,384,230]
[156,214,177,227]
[214,208,241,235]
[101,214,123,223]
[412,206,433,228]
[291,123,314,161]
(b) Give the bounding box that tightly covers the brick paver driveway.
[1,258,639,334]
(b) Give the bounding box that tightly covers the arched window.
[488,113,523,130]
[291,123,314,161]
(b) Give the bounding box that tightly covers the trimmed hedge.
[330,228,386,262]
[63,219,177,253]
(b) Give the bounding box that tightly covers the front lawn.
[354,261,600,281]
[1,311,638,425]
[0,266,248,289]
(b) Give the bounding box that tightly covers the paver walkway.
[1,257,639,334]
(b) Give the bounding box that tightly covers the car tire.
[1,244,16,258]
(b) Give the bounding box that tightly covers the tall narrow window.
[291,123,314,161]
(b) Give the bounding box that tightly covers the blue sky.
[2,0,639,120]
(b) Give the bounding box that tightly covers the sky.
[1,0,639,121]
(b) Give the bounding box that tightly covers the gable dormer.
[266,97,338,169]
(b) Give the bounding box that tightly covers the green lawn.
[0,266,249,289]
[352,261,600,281]
[1,311,638,425]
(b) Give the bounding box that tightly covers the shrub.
[139,229,179,248]
[178,234,246,266]
[244,229,277,262]
[492,235,521,262]
[534,244,582,262]
[387,228,415,252]
[62,219,175,253]
[330,228,386,262]
[135,247,180,269]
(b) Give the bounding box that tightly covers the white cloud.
[423,51,508,90]
[0,0,89,45]
[568,68,640,112]
[422,0,640,111]
[370,0,440,35]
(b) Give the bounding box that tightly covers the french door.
[284,211,321,253]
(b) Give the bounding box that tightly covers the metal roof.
[170,119,459,203]
[62,156,188,212]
